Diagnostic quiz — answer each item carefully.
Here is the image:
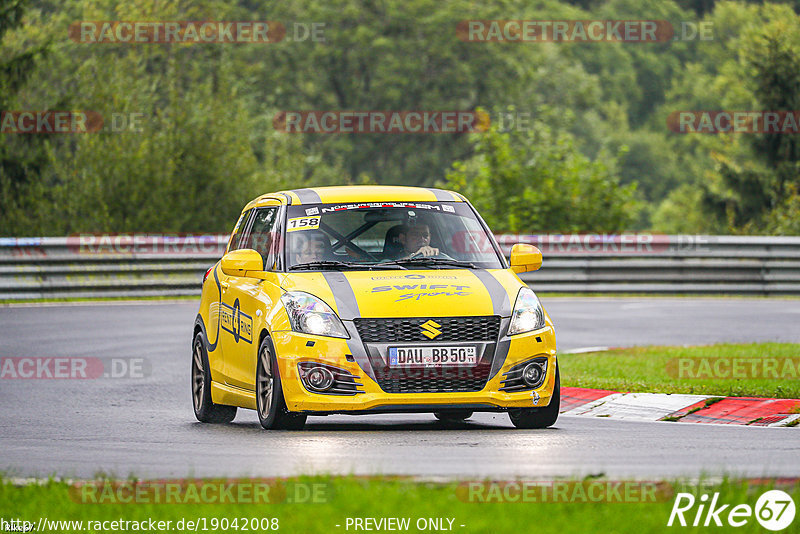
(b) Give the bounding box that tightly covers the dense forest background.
[1,0,799,235]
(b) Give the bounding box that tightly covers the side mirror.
[220,249,263,277]
[509,244,542,274]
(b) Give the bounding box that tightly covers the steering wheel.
[407,250,455,260]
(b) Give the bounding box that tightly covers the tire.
[508,365,560,429]
[192,330,237,423]
[433,410,473,422]
[256,335,307,430]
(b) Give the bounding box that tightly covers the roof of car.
[246,185,465,209]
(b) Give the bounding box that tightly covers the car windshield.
[284,202,504,270]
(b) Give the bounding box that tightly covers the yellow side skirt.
[211,381,256,410]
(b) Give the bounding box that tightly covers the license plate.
[388,346,477,367]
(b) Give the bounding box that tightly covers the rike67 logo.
[668,490,795,531]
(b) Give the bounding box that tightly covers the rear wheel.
[433,410,473,422]
[256,336,307,430]
[508,365,560,429]
[192,331,237,423]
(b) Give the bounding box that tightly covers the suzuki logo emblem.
[420,320,442,339]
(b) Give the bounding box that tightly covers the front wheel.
[192,331,237,423]
[508,365,560,429]
[256,336,307,430]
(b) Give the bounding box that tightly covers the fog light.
[305,366,334,391]
[522,362,546,388]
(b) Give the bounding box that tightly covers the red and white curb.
[560,387,800,427]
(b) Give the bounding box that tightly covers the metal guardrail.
[1,235,800,299]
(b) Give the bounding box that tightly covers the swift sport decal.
[371,284,471,292]
[370,283,473,302]
[220,298,253,344]
[395,291,471,302]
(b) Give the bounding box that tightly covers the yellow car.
[192,186,558,429]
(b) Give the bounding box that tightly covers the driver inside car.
[398,222,439,258]
[291,231,332,264]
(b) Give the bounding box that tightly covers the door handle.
[220,280,230,289]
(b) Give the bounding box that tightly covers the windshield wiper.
[375,257,477,269]
[289,260,402,271]
[289,261,362,271]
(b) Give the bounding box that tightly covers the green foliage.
[696,4,800,233]
[1,0,800,235]
[0,0,53,235]
[444,112,638,233]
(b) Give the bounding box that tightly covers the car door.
[210,208,253,382]
[219,203,282,390]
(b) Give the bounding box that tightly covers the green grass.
[1,476,797,534]
[559,343,800,398]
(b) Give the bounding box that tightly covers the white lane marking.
[767,414,800,427]
[565,393,710,421]
[562,393,624,416]
[561,346,611,354]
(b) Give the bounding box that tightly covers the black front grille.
[373,365,491,393]
[354,316,501,343]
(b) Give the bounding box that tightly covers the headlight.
[508,287,545,335]
[280,291,349,339]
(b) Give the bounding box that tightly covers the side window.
[228,209,253,252]
[243,208,280,270]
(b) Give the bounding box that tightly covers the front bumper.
[272,324,557,414]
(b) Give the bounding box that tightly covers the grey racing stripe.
[426,188,457,201]
[489,319,512,380]
[320,272,375,380]
[292,188,321,204]
[472,270,514,379]
[472,270,512,317]
[321,272,359,320]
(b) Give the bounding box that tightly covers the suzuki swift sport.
[192,186,558,429]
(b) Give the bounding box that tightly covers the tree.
[444,109,637,233]
[700,4,800,232]
[0,0,52,235]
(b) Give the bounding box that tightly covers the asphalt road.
[1,298,798,479]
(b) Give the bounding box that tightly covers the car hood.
[278,269,520,319]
